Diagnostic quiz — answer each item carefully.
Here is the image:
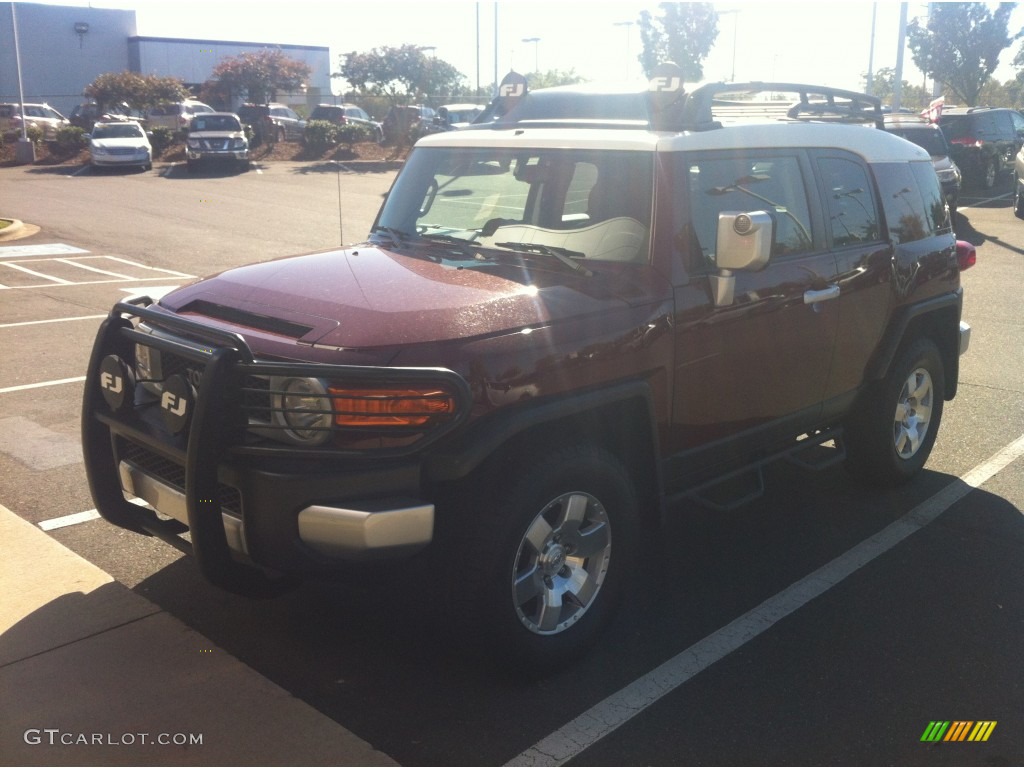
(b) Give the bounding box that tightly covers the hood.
[92,137,150,150]
[159,245,656,349]
[189,130,245,140]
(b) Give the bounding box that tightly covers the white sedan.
[89,121,152,171]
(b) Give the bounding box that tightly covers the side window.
[817,157,881,247]
[909,161,949,233]
[682,153,814,268]
[874,162,944,244]
[562,162,599,221]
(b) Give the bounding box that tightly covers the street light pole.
[522,37,540,73]
[718,9,740,82]
[613,21,634,79]
[10,3,36,164]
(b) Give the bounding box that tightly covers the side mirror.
[709,211,774,307]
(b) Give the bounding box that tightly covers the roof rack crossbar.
[682,82,884,130]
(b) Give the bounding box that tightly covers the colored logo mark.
[921,721,997,742]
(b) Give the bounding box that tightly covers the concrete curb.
[0,504,398,767]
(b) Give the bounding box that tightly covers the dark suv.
[938,106,1024,189]
[307,103,383,143]
[883,115,961,216]
[82,74,974,670]
[235,103,306,143]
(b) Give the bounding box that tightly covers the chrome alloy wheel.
[893,366,934,459]
[512,491,612,635]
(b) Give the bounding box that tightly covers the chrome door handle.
[804,285,840,304]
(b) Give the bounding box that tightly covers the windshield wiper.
[372,226,414,248]
[493,242,594,277]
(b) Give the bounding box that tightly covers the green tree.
[638,2,718,80]
[208,48,311,105]
[861,67,931,110]
[906,2,1019,107]
[336,45,465,105]
[527,69,586,89]
[84,71,188,112]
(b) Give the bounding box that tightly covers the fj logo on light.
[921,721,997,742]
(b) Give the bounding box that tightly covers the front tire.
[1014,174,1024,219]
[845,338,945,486]
[450,444,638,671]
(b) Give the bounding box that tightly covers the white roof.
[416,121,930,164]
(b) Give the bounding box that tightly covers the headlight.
[187,138,200,149]
[233,138,247,149]
[271,377,333,445]
[91,145,106,155]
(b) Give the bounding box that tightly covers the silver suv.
[146,100,214,134]
[0,103,69,140]
[185,112,249,172]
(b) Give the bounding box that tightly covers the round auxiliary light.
[272,377,333,445]
[98,355,134,413]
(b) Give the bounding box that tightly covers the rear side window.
[874,161,949,243]
[817,157,881,247]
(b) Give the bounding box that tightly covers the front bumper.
[186,148,248,162]
[81,298,470,584]
[92,151,150,167]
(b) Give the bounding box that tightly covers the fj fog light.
[271,377,333,445]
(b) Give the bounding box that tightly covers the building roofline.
[128,35,328,53]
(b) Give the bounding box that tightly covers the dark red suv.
[82,76,973,670]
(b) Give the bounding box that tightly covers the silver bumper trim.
[117,460,433,561]
[117,460,247,555]
[959,320,971,356]
[297,501,434,559]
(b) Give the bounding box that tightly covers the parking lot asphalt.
[0,214,398,767]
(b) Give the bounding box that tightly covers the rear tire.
[845,338,945,487]
[447,444,638,672]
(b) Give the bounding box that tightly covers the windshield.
[191,115,242,132]
[888,127,949,157]
[92,123,144,139]
[374,146,654,264]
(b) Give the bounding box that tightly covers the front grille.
[117,437,242,518]
[119,437,185,490]
[108,147,141,156]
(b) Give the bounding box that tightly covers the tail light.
[955,240,976,271]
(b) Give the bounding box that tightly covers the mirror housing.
[709,211,774,307]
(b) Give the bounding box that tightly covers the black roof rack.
[682,82,884,130]
[474,68,883,134]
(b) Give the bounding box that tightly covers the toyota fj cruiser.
[82,69,974,669]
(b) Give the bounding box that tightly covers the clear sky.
[22,0,1024,94]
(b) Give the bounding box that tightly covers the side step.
[677,428,846,512]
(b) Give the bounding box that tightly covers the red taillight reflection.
[955,240,976,271]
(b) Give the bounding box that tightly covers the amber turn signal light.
[328,386,455,427]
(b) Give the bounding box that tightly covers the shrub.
[303,119,338,153]
[53,126,88,155]
[336,122,372,148]
[148,126,175,156]
[25,125,43,145]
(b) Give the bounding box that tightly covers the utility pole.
[893,2,908,112]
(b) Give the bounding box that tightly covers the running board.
[675,428,846,512]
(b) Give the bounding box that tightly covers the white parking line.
[0,261,72,284]
[0,315,106,329]
[0,376,86,394]
[958,191,1012,211]
[509,434,1024,767]
[37,509,101,531]
[0,243,89,258]
[54,258,132,279]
